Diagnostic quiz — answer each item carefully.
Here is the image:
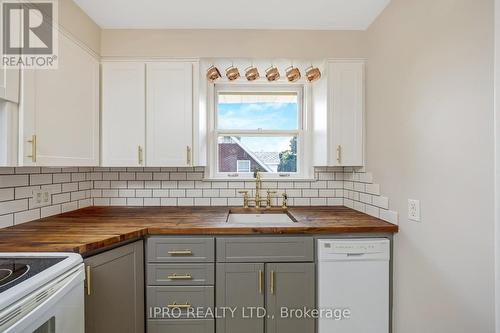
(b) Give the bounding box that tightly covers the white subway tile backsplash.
[0,214,14,228]
[110,198,127,206]
[53,173,71,183]
[194,198,210,206]
[0,199,28,215]
[14,209,40,225]
[119,172,136,181]
[0,166,397,228]
[161,198,177,206]
[30,174,52,186]
[53,193,70,204]
[0,175,29,188]
[0,188,14,202]
[127,198,143,206]
[178,198,195,206]
[94,198,110,206]
[119,189,135,197]
[71,173,86,182]
[136,189,152,197]
[144,198,160,206]
[128,181,144,189]
[61,201,78,213]
[62,182,78,193]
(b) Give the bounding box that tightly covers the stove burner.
[0,264,30,288]
[0,268,13,282]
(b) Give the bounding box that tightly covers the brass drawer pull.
[270,270,275,294]
[167,273,193,280]
[27,135,37,163]
[167,302,191,309]
[258,270,263,294]
[138,145,144,165]
[85,265,91,296]
[186,146,192,166]
[336,145,342,164]
[167,249,193,256]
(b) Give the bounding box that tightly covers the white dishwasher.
[317,238,390,333]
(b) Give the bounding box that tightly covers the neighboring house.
[218,136,280,173]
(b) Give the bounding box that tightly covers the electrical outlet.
[32,189,51,208]
[408,199,420,222]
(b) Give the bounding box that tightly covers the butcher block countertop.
[0,206,398,256]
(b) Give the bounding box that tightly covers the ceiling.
[73,0,390,30]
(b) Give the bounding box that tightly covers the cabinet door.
[146,62,193,167]
[266,263,315,333]
[84,241,144,333]
[0,11,20,104]
[22,33,99,166]
[102,62,145,166]
[0,67,20,103]
[216,263,265,333]
[329,61,364,166]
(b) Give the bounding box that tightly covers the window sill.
[202,177,316,182]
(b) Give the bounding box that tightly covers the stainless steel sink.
[226,212,296,224]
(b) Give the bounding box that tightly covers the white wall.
[495,0,500,330]
[366,0,495,332]
[100,29,366,59]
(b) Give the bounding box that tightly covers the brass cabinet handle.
[336,145,342,164]
[167,249,193,256]
[270,270,275,295]
[138,145,143,165]
[167,273,193,280]
[167,302,191,309]
[27,135,37,163]
[85,265,91,296]
[258,270,263,294]
[186,146,192,166]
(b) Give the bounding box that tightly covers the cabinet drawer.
[148,237,214,262]
[147,263,214,286]
[148,319,214,333]
[147,286,214,319]
[217,237,314,262]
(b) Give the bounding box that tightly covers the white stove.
[0,253,85,333]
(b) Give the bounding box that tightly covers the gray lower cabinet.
[84,240,145,333]
[148,319,214,333]
[266,263,315,333]
[216,262,315,333]
[216,263,265,333]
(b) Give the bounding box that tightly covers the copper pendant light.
[206,65,221,82]
[265,66,280,82]
[225,65,240,81]
[305,66,321,82]
[285,66,301,82]
[245,65,260,81]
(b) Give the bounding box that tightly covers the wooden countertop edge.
[0,206,398,255]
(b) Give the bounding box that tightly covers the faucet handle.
[238,190,250,208]
[281,192,288,209]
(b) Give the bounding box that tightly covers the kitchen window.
[209,84,310,179]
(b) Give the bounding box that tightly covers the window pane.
[218,136,297,173]
[217,92,298,130]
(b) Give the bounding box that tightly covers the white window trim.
[206,83,313,180]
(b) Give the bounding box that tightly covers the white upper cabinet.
[0,67,20,103]
[101,62,146,167]
[146,62,193,167]
[22,33,99,166]
[0,12,20,104]
[328,61,365,167]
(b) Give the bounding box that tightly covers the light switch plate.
[408,199,420,222]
